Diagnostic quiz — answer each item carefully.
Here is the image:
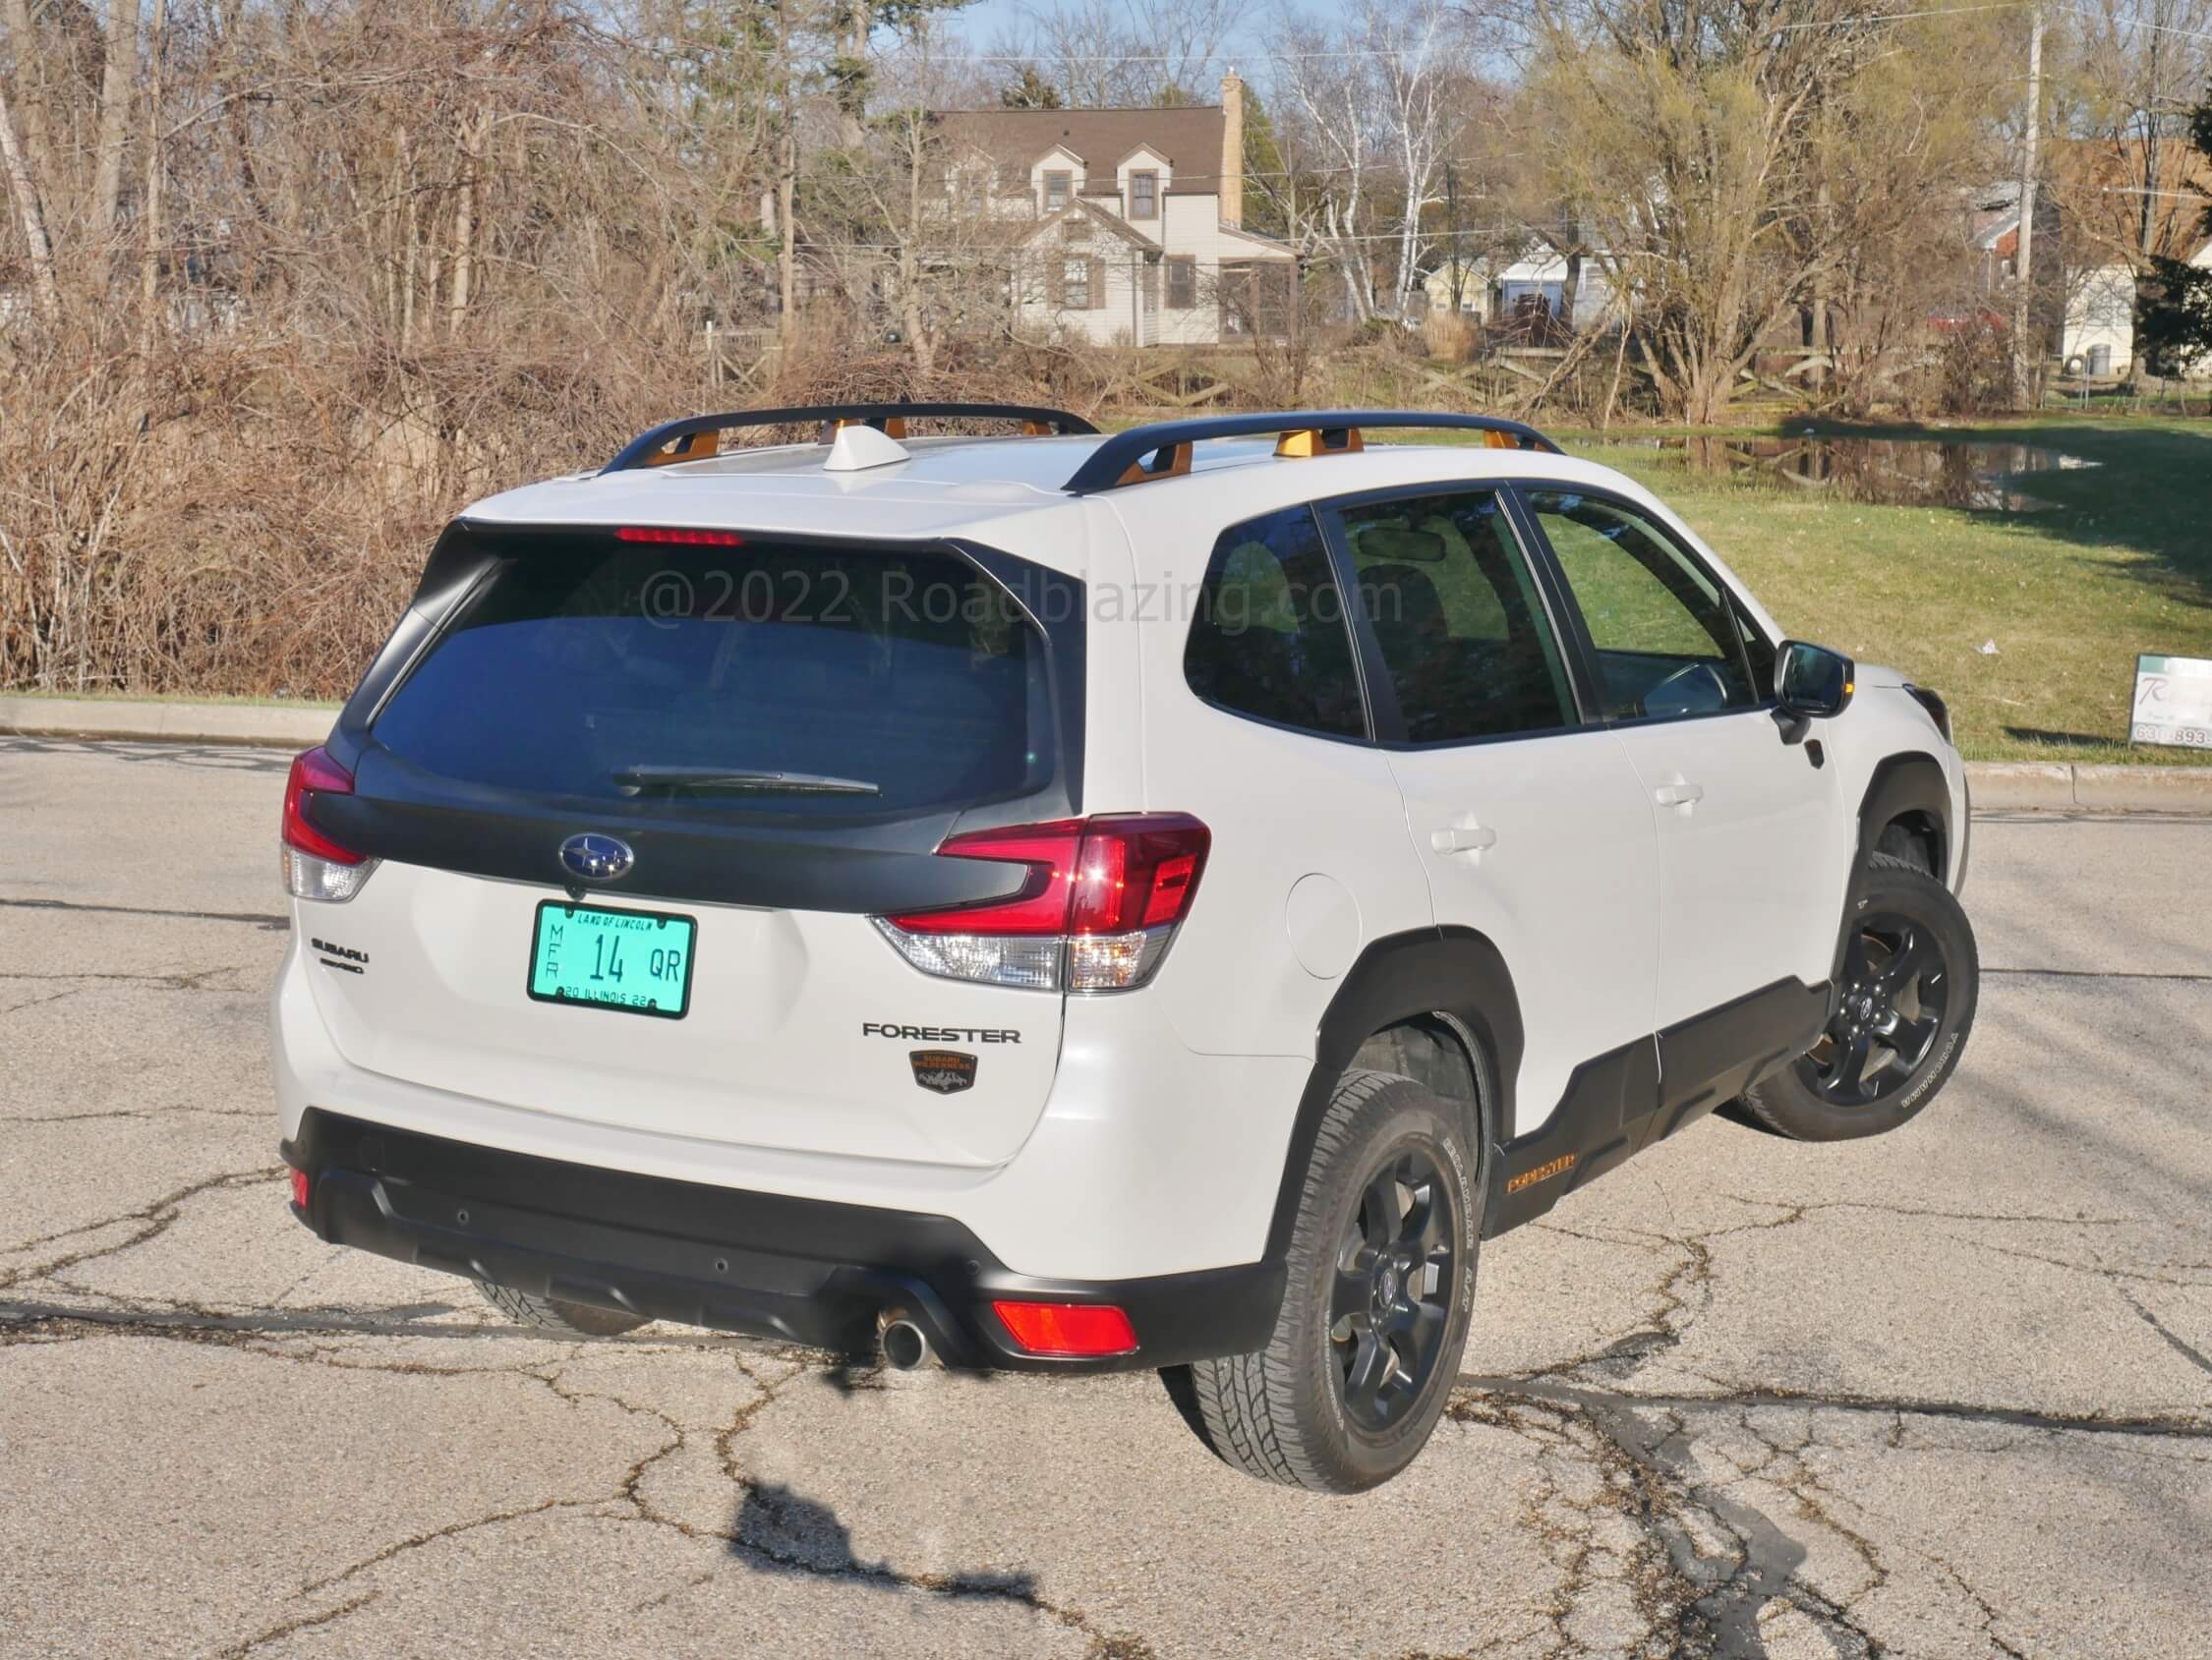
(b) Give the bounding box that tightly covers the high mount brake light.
[613,526,744,545]
[871,815,1209,992]
[281,747,378,902]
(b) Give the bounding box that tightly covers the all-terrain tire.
[1168,1069,1482,1493]
[476,1280,649,1337]
[1741,852,1978,1142]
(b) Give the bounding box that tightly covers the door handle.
[1654,781,1705,808]
[1430,825,1497,854]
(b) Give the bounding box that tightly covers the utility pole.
[1445,162,1465,314]
[2011,6,2045,409]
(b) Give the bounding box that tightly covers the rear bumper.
[282,1109,1282,1372]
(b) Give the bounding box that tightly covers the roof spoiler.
[602,403,1099,475]
[1060,411,1562,494]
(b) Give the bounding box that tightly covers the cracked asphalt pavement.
[3,736,2209,1659]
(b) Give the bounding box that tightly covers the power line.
[914,2,2053,65]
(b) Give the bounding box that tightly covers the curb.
[1968,761,2212,813]
[0,695,336,748]
[6,696,2211,812]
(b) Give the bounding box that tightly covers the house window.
[1166,257,1196,311]
[1129,171,1159,220]
[1062,257,1091,310]
[1043,171,1072,213]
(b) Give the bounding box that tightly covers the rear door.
[1515,488,1845,1076]
[1323,487,1661,1140]
[301,525,1079,1169]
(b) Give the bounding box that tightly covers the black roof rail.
[1059,410,1561,494]
[602,402,1099,474]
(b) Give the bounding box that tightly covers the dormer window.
[1043,171,1073,213]
[1129,171,1159,220]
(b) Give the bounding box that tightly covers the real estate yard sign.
[2131,654,2212,750]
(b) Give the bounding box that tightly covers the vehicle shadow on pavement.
[730,1479,1040,1602]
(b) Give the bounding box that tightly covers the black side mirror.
[1775,640,1856,719]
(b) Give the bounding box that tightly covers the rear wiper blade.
[612,766,881,797]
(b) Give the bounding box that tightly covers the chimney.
[1219,70,1245,229]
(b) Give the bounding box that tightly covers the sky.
[939,0,1305,88]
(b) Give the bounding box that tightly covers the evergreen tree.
[999,65,1064,109]
[2138,89,2212,375]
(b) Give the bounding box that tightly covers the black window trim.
[1311,480,1597,752]
[1505,480,1781,734]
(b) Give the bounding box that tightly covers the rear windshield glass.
[372,534,1056,814]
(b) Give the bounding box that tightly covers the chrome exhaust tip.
[877,1311,933,1371]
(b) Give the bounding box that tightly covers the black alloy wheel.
[1801,910,1951,1107]
[1330,1146,1460,1433]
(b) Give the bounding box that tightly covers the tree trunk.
[0,85,60,323]
[398,126,419,350]
[137,0,167,339]
[1,0,55,201]
[2010,7,2045,408]
[448,104,491,337]
[902,118,930,373]
[91,0,142,253]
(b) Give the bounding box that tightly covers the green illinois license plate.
[527,901,696,1019]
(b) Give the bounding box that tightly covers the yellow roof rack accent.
[821,416,907,440]
[643,429,720,466]
[1115,441,1192,487]
[1275,427,1365,458]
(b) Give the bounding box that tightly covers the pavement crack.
[1447,1382,1877,1659]
[1464,1374,2212,1442]
[1983,965,2212,984]
[0,964,257,993]
[0,1168,283,1291]
[8,1104,267,1124]
[297,1499,585,1598]
[210,1591,380,1658]
[0,895,289,930]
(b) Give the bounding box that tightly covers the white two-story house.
[935,78,1297,346]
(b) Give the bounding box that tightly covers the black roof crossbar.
[602,402,1099,474]
[1059,410,1562,494]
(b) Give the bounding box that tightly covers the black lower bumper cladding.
[281,1110,1281,1372]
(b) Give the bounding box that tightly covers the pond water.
[1583,435,2099,512]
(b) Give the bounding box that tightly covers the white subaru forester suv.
[272,405,1977,1492]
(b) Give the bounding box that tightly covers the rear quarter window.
[371,533,1058,815]
[1183,506,1366,738]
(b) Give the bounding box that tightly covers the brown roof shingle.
[935,106,1226,199]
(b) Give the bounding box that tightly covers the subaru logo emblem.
[558,832,634,884]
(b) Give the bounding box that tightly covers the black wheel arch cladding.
[1840,750,1959,989]
[1854,750,1953,883]
[1264,926,1515,1264]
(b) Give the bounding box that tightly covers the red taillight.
[613,525,743,545]
[992,1300,1138,1357]
[889,815,1210,938]
[282,746,362,865]
[289,1169,311,1210]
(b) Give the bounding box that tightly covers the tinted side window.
[1337,490,1574,744]
[1184,506,1365,738]
[1525,490,1756,720]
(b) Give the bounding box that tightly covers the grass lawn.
[1548,413,2212,766]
